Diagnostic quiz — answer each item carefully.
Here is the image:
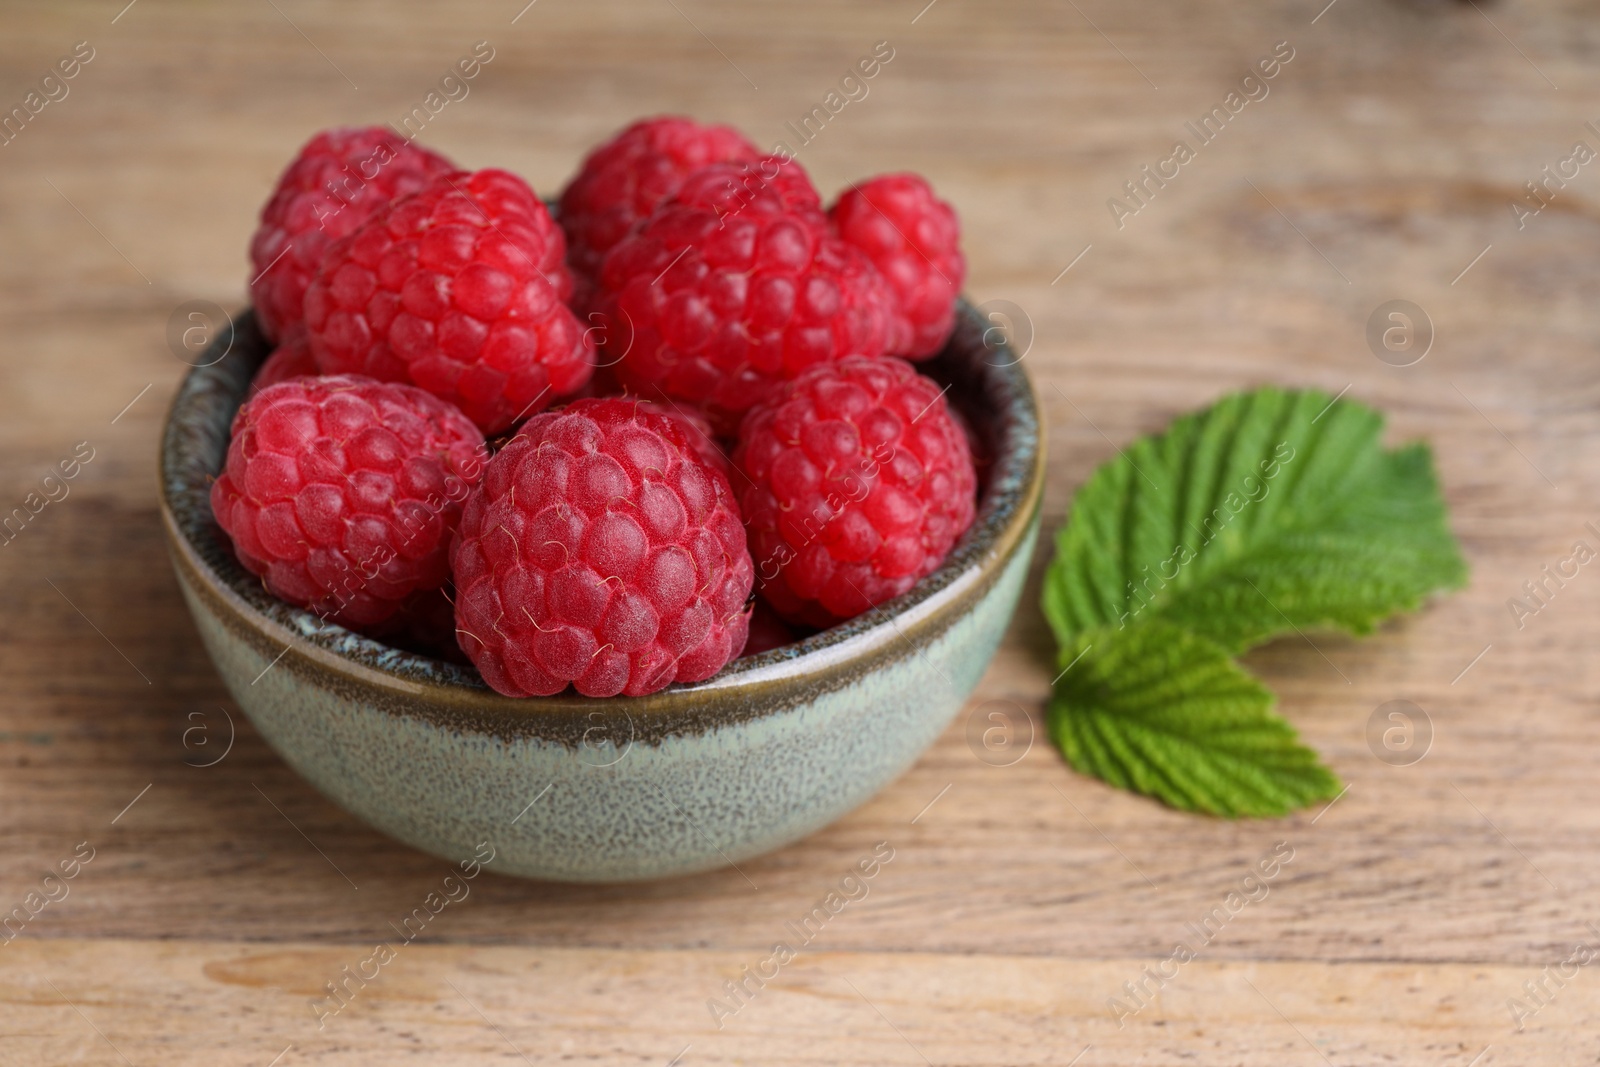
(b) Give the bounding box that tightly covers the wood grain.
[6,939,1600,1066]
[3,0,1600,1062]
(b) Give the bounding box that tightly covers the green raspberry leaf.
[1041,387,1468,654]
[1048,622,1342,818]
[1040,387,1466,817]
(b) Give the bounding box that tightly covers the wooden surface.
[3,0,1599,1062]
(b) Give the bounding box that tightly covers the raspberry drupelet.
[829,173,966,359]
[210,374,487,630]
[451,397,753,698]
[592,156,898,434]
[629,397,730,480]
[735,356,977,627]
[249,126,456,343]
[303,168,593,434]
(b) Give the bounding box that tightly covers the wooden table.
[3,0,1597,1062]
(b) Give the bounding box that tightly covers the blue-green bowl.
[160,304,1043,882]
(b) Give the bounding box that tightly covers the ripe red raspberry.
[247,326,318,398]
[249,127,455,343]
[558,116,759,285]
[735,356,977,627]
[210,374,486,629]
[830,174,965,359]
[303,168,593,435]
[451,397,753,698]
[595,156,896,433]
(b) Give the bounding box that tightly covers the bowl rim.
[159,300,1045,728]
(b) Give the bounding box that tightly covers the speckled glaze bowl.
[160,304,1043,882]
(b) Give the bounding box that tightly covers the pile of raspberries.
[213,118,978,698]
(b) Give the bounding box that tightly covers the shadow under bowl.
[160,303,1044,882]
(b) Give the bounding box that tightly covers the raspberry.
[830,174,965,359]
[249,127,455,343]
[210,374,487,629]
[558,116,759,284]
[734,356,976,627]
[303,168,593,434]
[247,326,318,398]
[594,156,896,433]
[451,397,753,697]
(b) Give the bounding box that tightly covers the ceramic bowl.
[160,304,1043,882]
